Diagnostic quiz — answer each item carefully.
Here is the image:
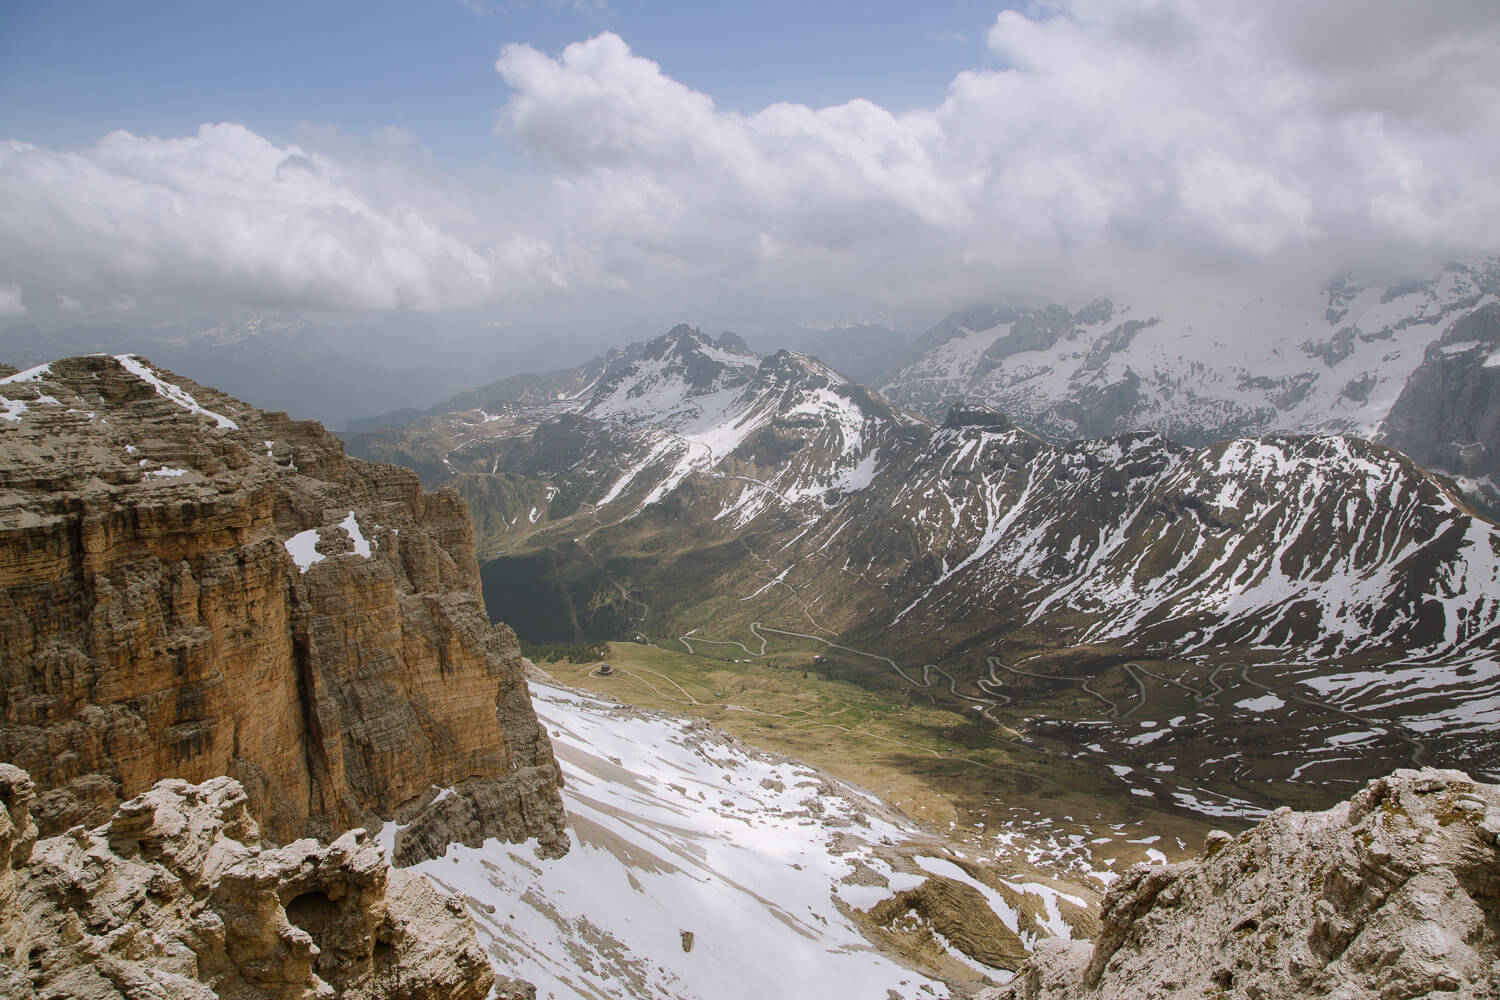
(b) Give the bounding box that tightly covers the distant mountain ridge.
[352,324,1499,660]
[879,257,1500,505]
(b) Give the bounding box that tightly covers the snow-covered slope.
[487,384,1500,664]
[356,321,1500,814]
[393,682,1089,1000]
[879,259,1500,465]
[350,324,920,525]
[868,429,1498,657]
[421,325,924,526]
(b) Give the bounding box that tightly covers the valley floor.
[552,641,1228,876]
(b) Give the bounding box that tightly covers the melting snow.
[0,363,51,384]
[283,529,324,572]
[397,684,978,999]
[115,354,239,429]
[340,511,372,558]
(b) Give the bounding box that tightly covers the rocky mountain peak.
[881,258,1500,477]
[653,322,709,353]
[757,347,839,389]
[0,354,566,862]
[715,329,751,352]
[1379,300,1500,506]
[587,324,760,417]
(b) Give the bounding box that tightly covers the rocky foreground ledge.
[0,764,511,1000]
[987,768,1500,1000]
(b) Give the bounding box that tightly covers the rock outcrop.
[0,354,566,863]
[990,768,1500,1000]
[1381,301,1500,508]
[0,767,494,999]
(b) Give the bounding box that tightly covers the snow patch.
[339,511,372,558]
[115,354,239,429]
[0,363,51,384]
[283,529,324,572]
[402,683,963,1000]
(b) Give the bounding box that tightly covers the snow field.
[397,683,1016,1000]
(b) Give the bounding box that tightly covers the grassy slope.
[543,640,1227,878]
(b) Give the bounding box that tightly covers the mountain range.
[347,317,1500,823]
[3,348,1497,998]
[877,258,1500,508]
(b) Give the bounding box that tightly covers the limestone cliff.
[990,769,1500,1000]
[0,765,495,999]
[0,354,566,863]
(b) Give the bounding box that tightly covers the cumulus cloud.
[0,125,505,312]
[1,0,1497,329]
[492,1,1499,312]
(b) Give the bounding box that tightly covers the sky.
[1,0,1498,356]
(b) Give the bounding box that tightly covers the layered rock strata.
[0,354,566,862]
[0,766,494,999]
[991,768,1500,1000]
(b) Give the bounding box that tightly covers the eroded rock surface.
[0,355,565,862]
[989,768,1500,1000]
[0,769,495,999]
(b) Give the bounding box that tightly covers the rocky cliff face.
[0,354,566,863]
[0,765,497,999]
[990,768,1500,1000]
[1380,301,1500,508]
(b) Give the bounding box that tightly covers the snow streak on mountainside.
[393,682,1087,1000]
[868,429,1499,657]
[879,259,1500,487]
[357,323,1500,661]
[471,325,924,522]
[354,321,1500,813]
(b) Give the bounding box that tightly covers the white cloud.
[1,1,1497,330]
[0,125,504,312]
[487,2,1499,316]
[0,285,24,316]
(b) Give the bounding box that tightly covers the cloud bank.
[2,0,1497,329]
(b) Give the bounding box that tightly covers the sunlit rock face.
[0,354,565,862]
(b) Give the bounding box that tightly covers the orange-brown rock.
[0,355,566,862]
